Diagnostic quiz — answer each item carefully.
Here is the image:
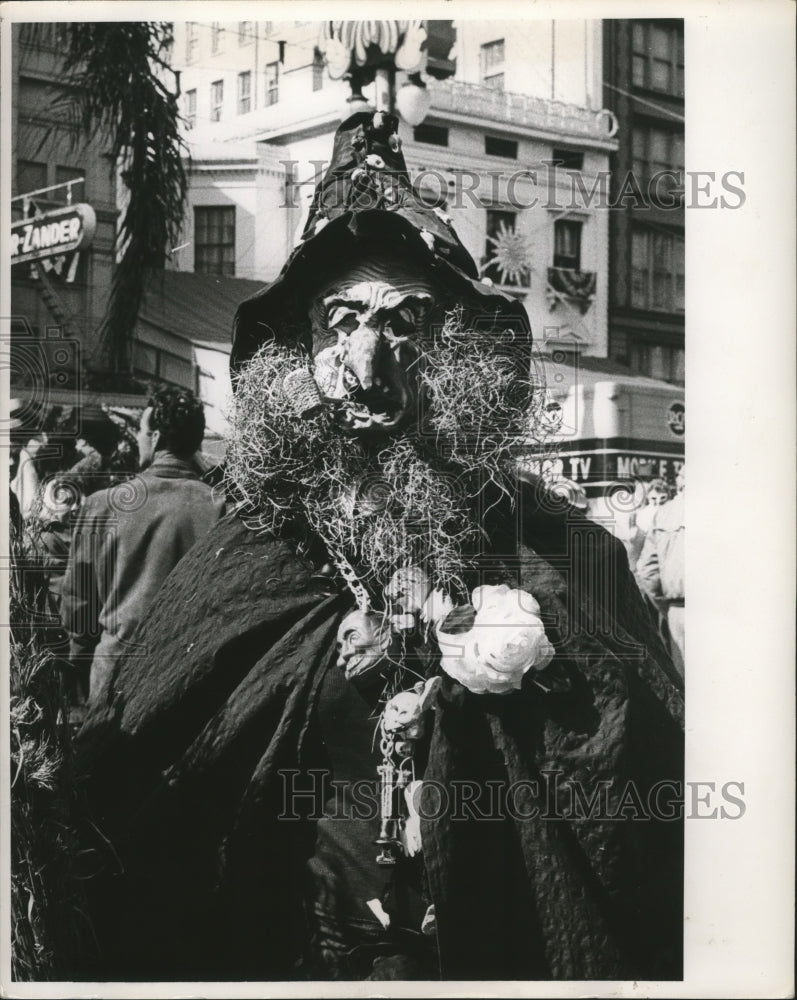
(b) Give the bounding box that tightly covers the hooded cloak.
[75,483,683,981]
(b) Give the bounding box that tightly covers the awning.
[138,269,268,351]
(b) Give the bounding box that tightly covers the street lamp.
[395,74,432,126]
[318,20,457,125]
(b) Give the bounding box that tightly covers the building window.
[263,22,273,36]
[54,165,85,202]
[185,88,197,129]
[413,123,449,146]
[312,48,325,91]
[483,72,505,90]
[239,21,253,45]
[16,160,48,197]
[485,135,518,159]
[481,38,505,89]
[211,22,223,54]
[238,71,252,114]
[671,347,685,384]
[185,22,198,63]
[629,342,684,384]
[20,24,46,48]
[210,80,224,122]
[195,206,235,276]
[552,148,584,171]
[265,61,279,105]
[631,21,684,98]
[23,23,68,49]
[632,125,684,188]
[553,219,583,270]
[631,226,685,312]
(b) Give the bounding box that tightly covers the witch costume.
[74,112,684,983]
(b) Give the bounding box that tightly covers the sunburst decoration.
[484,221,531,286]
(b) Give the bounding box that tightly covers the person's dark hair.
[147,385,205,458]
[80,407,121,457]
[646,478,668,494]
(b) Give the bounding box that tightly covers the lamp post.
[318,20,457,127]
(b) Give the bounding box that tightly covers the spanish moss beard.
[224,309,536,603]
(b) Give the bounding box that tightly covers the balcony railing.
[427,78,618,143]
[11,178,86,222]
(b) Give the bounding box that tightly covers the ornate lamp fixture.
[318,20,457,124]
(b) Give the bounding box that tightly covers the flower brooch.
[436,584,555,695]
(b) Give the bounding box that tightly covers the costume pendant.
[375,736,414,866]
[374,677,440,864]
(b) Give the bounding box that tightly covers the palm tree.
[59,22,187,375]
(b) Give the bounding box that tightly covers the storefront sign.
[666,401,685,437]
[522,448,685,489]
[10,204,96,265]
[615,452,683,481]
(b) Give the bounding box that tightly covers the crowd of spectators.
[10,387,684,702]
[9,386,225,715]
[636,467,686,677]
[595,472,685,678]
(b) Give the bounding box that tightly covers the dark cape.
[74,483,684,982]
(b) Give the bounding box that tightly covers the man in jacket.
[61,385,225,703]
[75,112,683,983]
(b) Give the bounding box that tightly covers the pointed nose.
[345,325,381,391]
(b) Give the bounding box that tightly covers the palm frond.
[55,23,188,372]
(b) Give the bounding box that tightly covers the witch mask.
[310,270,434,436]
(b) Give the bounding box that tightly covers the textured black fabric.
[75,487,683,982]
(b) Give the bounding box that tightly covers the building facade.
[8,19,683,473]
[171,19,619,360]
[10,23,118,368]
[603,18,685,384]
[8,23,243,440]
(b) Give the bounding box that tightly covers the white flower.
[437,584,555,695]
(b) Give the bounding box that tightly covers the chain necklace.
[328,545,372,612]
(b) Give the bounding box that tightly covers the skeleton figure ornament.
[336,608,396,683]
[382,687,426,738]
[385,565,431,614]
[375,676,440,865]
